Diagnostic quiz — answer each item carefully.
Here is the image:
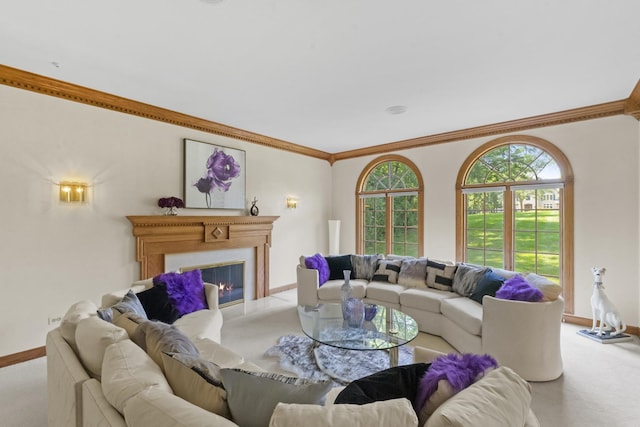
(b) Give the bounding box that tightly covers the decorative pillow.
[153,270,207,316]
[101,340,172,415]
[371,259,402,284]
[140,320,200,369]
[113,311,147,341]
[496,275,544,302]
[136,284,181,324]
[335,363,430,405]
[325,255,354,281]
[452,263,487,296]
[398,258,429,288]
[304,253,330,285]
[426,260,458,291]
[525,273,562,301]
[269,398,419,427]
[469,270,505,304]
[75,316,129,379]
[219,369,332,427]
[415,353,498,425]
[161,352,230,418]
[351,254,382,281]
[60,300,98,352]
[425,367,532,427]
[97,290,148,323]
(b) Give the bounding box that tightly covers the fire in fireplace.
[181,261,245,308]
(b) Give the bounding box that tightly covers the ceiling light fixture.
[385,105,408,115]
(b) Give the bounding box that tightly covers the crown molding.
[1,64,634,164]
[624,79,640,120]
[333,100,627,162]
[0,64,331,162]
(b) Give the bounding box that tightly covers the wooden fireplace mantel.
[127,215,278,299]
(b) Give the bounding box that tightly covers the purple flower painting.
[184,139,246,209]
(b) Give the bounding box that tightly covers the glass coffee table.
[297,302,419,367]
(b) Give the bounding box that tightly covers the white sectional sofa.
[297,254,564,382]
[48,277,542,427]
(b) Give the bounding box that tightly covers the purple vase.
[364,304,378,321]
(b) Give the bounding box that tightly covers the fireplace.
[182,261,245,308]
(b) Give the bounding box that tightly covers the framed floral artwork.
[183,139,246,209]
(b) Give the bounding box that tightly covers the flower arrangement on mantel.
[158,196,185,216]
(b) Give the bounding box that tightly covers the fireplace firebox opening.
[181,261,245,308]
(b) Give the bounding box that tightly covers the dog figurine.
[590,267,626,336]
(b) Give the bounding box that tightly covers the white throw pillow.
[101,340,173,414]
[525,273,562,301]
[425,367,531,427]
[75,316,128,379]
[269,398,418,427]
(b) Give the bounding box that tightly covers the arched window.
[456,135,574,312]
[356,155,424,257]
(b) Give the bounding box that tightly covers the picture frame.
[183,138,246,209]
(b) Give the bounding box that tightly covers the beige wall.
[0,85,332,356]
[2,82,638,357]
[332,116,640,327]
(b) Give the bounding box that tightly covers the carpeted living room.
[1,1,640,426]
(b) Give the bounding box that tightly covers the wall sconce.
[59,182,87,203]
[286,197,298,209]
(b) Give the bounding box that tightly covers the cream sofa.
[297,255,564,382]
[48,278,542,427]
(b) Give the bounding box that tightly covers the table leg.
[389,347,399,367]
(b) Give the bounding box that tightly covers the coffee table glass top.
[297,303,419,351]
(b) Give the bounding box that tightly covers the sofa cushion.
[365,282,407,305]
[173,307,223,342]
[325,255,354,281]
[426,260,458,291]
[269,398,419,427]
[317,279,367,301]
[351,254,382,281]
[525,273,562,301]
[304,253,330,285]
[425,367,532,427]
[124,387,238,427]
[398,258,429,289]
[140,320,200,369]
[60,300,98,352]
[334,363,429,405]
[453,263,488,296]
[137,285,181,324]
[161,352,230,418]
[193,338,245,368]
[75,316,129,379]
[399,288,461,313]
[97,290,149,323]
[440,298,483,336]
[496,275,544,302]
[372,259,402,283]
[153,270,207,316]
[469,270,505,304]
[101,340,173,415]
[219,369,332,427]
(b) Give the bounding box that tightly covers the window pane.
[537,209,559,232]
[405,245,419,258]
[485,251,504,269]
[537,254,560,277]
[538,232,560,253]
[486,230,504,250]
[375,242,387,254]
[406,228,418,244]
[514,252,535,273]
[467,229,485,249]
[514,231,535,252]
[393,243,405,254]
[467,248,485,265]
[393,227,405,242]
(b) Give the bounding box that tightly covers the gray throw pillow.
[219,369,332,427]
[351,254,382,280]
[139,320,199,369]
[453,263,488,296]
[97,290,148,323]
[398,258,429,288]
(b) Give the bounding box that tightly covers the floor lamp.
[328,220,340,255]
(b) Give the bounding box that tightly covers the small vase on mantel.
[341,270,353,320]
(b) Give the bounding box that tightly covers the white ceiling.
[2,0,639,154]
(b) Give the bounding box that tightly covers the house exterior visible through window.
[455,136,574,312]
[356,155,424,257]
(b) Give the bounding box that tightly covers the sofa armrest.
[82,379,127,427]
[296,265,320,306]
[203,282,220,309]
[482,296,564,382]
[46,328,91,427]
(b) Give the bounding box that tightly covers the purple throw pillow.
[153,269,207,316]
[305,253,330,285]
[495,275,544,302]
[415,353,498,412]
